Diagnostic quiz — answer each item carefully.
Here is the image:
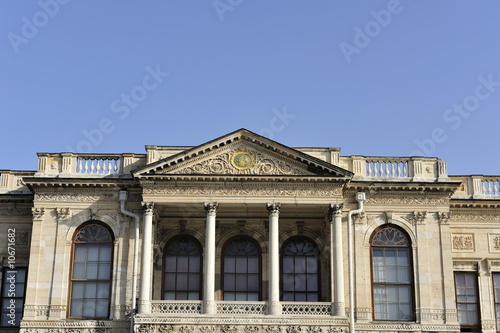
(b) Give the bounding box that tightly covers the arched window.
[371,226,414,321]
[222,237,261,301]
[163,235,202,300]
[69,222,113,318]
[281,237,320,302]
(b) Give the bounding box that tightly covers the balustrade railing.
[365,158,408,178]
[281,302,331,316]
[480,177,500,196]
[216,301,267,315]
[76,155,121,174]
[150,301,202,314]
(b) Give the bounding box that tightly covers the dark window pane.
[224,274,235,290]
[225,257,235,273]
[165,256,176,272]
[164,273,176,290]
[248,257,259,273]
[248,274,259,291]
[236,257,247,273]
[307,293,318,302]
[295,257,306,273]
[307,274,318,291]
[177,256,189,272]
[283,274,294,291]
[283,257,294,273]
[189,256,200,272]
[235,274,247,290]
[188,274,200,291]
[295,274,306,291]
[176,274,188,289]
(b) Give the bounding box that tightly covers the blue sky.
[1,1,499,175]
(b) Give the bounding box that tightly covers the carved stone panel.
[451,233,475,252]
[488,234,500,253]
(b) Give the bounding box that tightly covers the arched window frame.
[280,236,321,302]
[68,221,114,319]
[370,225,415,321]
[221,236,262,301]
[162,235,203,300]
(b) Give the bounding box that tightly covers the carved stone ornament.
[328,204,343,221]
[437,212,451,224]
[159,144,313,176]
[286,327,302,333]
[221,326,238,333]
[265,327,282,333]
[0,203,32,216]
[56,207,71,220]
[452,234,474,251]
[200,326,216,333]
[204,202,219,215]
[411,211,427,225]
[16,231,30,246]
[244,326,260,333]
[488,234,500,253]
[32,207,45,219]
[143,202,155,215]
[267,202,281,216]
[365,196,448,206]
[34,193,114,202]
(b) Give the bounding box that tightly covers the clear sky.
[1,1,499,175]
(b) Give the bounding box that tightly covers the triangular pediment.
[133,129,353,179]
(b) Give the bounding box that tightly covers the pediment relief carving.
[157,144,314,176]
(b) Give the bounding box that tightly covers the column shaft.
[138,202,154,315]
[267,203,281,315]
[203,202,218,314]
[330,204,345,317]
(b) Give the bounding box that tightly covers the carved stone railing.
[341,156,449,182]
[150,301,202,314]
[281,302,331,316]
[34,153,147,178]
[216,301,267,315]
[450,175,500,199]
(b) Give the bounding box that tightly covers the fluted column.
[329,204,345,316]
[138,202,154,314]
[267,203,281,315]
[203,202,218,314]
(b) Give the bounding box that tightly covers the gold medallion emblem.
[231,152,254,170]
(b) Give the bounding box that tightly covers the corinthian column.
[138,202,154,314]
[267,203,281,315]
[203,202,218,314]
[329,204,345,316]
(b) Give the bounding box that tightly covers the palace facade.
[0,129,499,333]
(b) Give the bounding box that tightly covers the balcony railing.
[450,175,500,199]
[147,301,333,316]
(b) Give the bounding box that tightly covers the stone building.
[0,129,499,333]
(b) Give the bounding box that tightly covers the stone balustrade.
[450,175,500,199]
[0,170,34,194]
[34,152,147,178]
[340,156,449,181]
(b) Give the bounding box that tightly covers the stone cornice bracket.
[384,211,393,224]
[328,203,343,222]
[204,202,218,216]
[296,221,304,234]
[56,207,71,221]
[238,220,246,233]
[437,211,451,225]
[32,207,45,221]
[267,202,281,217]
[478,258,491,277]
[142,202,155,216]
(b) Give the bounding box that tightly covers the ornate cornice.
[34,193,115,202]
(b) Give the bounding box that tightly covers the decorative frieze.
[450,212,500,222]
[143,185,342,198]
[365,195,448,206]
[34,193,115,202]
[0,203,32,216]
[452,234,475,251]
[488,234,500,253]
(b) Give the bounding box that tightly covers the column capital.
[32,207,45,221]
[204,202,219,215]
[142,202,155,216]
[328,204,344,221]
[267,202,281,216]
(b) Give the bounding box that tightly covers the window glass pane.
[225,257,235,273]
[248,274,259,291]
[306,257,317,272]
[72,282,84,299]
[307,293,318,302]
[96,299,108,317]
[87,245,99,261]
[83,299,96,317]
[455,273,465,288]
[295,274,306,291]
[248,257,259,273]
[73,263,85,279]
[98,263,111,279]
[374,302,386,320]
[176,273,188,289]
[235,292,247,301]
[97,282,109,299]
[247,293,259,301]
[372,249,384,264]
[224,292,235,301]
[373,266,385,282]
[295,293,307,302]
[495,305,500,331]
[387,303,399,320]
[385,249,397,265]
[188,292,199,300]
[307,274,318,291]
[373,285,386,302]
[468,310,478,324]
[177,256,189,272]
[99,245,112,261]
[387,285,398,301]
[399,285,411,302]
[86,263,98,279]
[283,257,294,273]
[400,303,411,320]
[84,282,97,298]
[295,257,306,273]
[386,265,398,283]
[165,256,176,272]
[188,274,200,291]
[397,249,409,265]
[283,274,294,291]
[224,274,235,290]
[189,256,200,272]
[164,273,176,290]
[176,292,187,300]
[282,292,294,301]
[74,246,86,261]
[465,273,475,287]
[70,299,83,317]
[164,292,175,300]
[398,266,410,283]
[235,274,247,290]
[236,257,247,273]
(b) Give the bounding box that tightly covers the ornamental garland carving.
[160,146,313,176]
[365,196,448,205]
[452,234,474,251]
[450,213,500,222]
[143,185,342,197]
[34,193,115,202]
